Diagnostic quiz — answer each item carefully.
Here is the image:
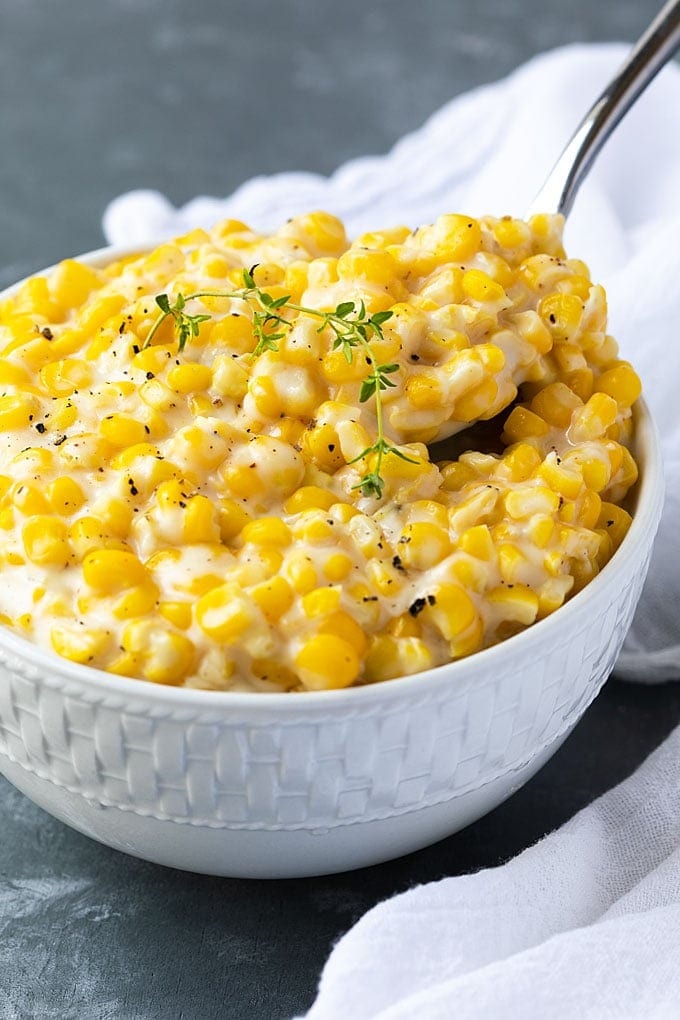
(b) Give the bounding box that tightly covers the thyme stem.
[145,271,416,498]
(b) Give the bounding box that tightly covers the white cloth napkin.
[104,44,680,1017]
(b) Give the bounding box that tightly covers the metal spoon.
[529,0,680,218]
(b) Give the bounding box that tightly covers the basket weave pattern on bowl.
[0,539,648,833]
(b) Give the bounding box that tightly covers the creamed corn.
[0,212,640,690]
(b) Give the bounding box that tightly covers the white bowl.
[0,245,665,877]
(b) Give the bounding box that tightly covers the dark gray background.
[1,1,678,1018]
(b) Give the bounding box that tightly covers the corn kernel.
[295,634,360,690]
[83,549,148,592]
[100,414,149,448]
[241,517,291,547]
[23,516,71,567]
[167,362,213,394]
[46,477,85,516]
[196,583,253,642]
[51,626,108,665]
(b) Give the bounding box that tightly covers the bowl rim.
[0,242,665,712]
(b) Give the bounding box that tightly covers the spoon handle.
[528,0,680,218]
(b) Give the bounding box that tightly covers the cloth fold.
[104,45,680,1016]
[303,725,680,1019]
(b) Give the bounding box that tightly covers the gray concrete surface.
[0,1,677,1018]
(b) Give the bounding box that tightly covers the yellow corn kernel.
[318,610,369,656]
[241,517,291,547]
[159,601,192,629]
[598,503,633,549]
[107,650,142,678]
[183,495,220,544]
[568,393,618,442]
[11,482,51,516]
[530,383,582,428]
[83,549,148,593]
[284,486,336,515]
[302,586,342,619]
[218,500,251,543]
[427,214,482,261]
[440,461,478,492]
[366,560,402,597]
[125,623,195,685]
[113,583,159,620]
[57,434,113,471]
[537,575,574,618]
[249,376,281,417]
[296,513,336,544]
[186,572,226,596]
[51,626,108,665]
[22,516,71,567]
[323,552,354,582]
[488,584,539,626]
[321,347,366,384]
[300,423,345,473]
[211,355,249,399]
[49,398,78,430]
[454,377,499,422]
[284,553,318,595]
[328,502,360,526]
[459,524,494,560]
[386,613,421,639]
[100,414,149,448]
[617,446,639,490]
[528,514,555,548]
[511,310,554,354]
[77,294,125,334]
[167,362,213,394]
[501,443,542,482]
[505,485,560,519]
[0,507,15,531]
[50,259,101,307]
[0,393,39,430]
[502,406,549,442]
[140,377,177,412]
[67,516,116,558]
[220,463,262,500]
[596,361,642,407]
[450,557,488,593]
[462,269,505,304]
[337,248,398,286]
[295,634,360,690]
[423,583,477,641]
[399,522,451,571]
[538,456,583,499]
[250,576,295,622]
[92,498,132,538]
[0,360,30,386]
[405,374,443,410]
[207,313,255,353]
[498,543,528,585]
[364,634,432,682]
[39,358,92,396]
[251,658,298,690]
[540,292,583,340]
[45,477,85,516]
[581,457,611,493]
[195,583,253,642]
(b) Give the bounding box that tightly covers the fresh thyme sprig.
[146,268,417,499]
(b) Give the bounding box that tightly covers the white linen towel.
[104,45,680,1017]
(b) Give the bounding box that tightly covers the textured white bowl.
[0,246,665,877]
